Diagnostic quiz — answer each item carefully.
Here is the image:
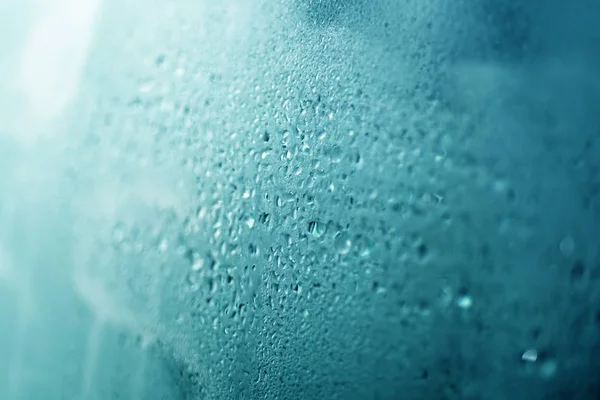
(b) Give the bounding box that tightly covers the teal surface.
[0,1,599,399]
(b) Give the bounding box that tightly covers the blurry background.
[0,0,599,399]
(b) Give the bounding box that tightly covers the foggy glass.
[0,1,599,399]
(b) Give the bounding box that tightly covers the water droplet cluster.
[2,0,599,399]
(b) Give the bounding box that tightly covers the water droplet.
[186,273,200,292]
[559,236,575,256]
[158,238,168,253]
[334,233,352,255]
[539,359,558,379]
[155,54,166,66]
[190,252,204,271]
[328,145,343,163]
[138,80,154,93]
[371,281,386,294]
[308,220,326,238]
[521,349,538,362]
[259,213,270,225]
[261,149,272,159]
[292,284,302,295]
[416,242,428,260]
[456,295,473,309]
[248,243,260,256]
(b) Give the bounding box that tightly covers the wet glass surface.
[0,1,599,399]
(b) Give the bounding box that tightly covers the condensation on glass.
[0,0,599,399]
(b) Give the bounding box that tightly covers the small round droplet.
[334,233,352,255]
[329,145,343,163]
[138,80,154,93]
[456,295,473,309]
[155,54,166,66]
[158,238,168,253]
[559,236,575,257]
[539,359,558,379]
